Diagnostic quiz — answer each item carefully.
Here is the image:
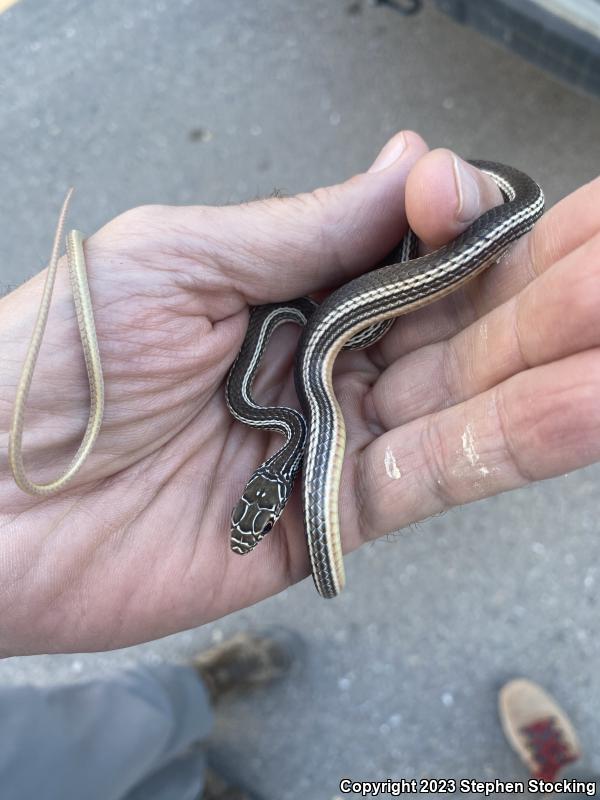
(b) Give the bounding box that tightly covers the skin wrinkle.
[257,486,307,588]
[80,541,146,652]
[47,516,116,640]
[525,217,544,282]
[336,372,378,540]
[117,317,227,371]
[420,412,457,514]
[441,337,462,410]
[128,342,215,383]
[103,463,174,552]
[305,185,350,277]
[368,333,392,372]
[372,365,404,431]
[275,519,297,590]
[149,476,207,590]
[101,602,130,653]
[101,453,221,645]
[152,233,236,301]
[507,232,600,373]
[361,382,386,437]
[111,422,187,476]
[453,274,483,333]
[226,196,328,295]
[512,293,534,373]
[141,285,214,319]
[100,399,210,492]
[368,338,455,434]
[0,493,83,611]
[193,436,232,554]
[109,412,197,490]
[94,370,194,431]
[531,361,600,459]
[493,382,537,486]
[355,442,377,544]
[538,213,576,277]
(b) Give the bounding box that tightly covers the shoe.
[499,678,581,781]
[202,767,253,800]
[193,630,297,704]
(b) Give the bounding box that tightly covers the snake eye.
[253,510,276,537]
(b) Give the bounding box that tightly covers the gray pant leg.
[124,748,208,800]
[0,663,213,800]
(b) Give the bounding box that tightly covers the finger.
[353,348,600,543]
[406,148,504,252]
[167,130,429,304]
[368,228,600,429]
[376,162,600,367]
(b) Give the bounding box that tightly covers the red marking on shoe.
[520,716,579,781]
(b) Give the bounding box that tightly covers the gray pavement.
[1,1,600,797]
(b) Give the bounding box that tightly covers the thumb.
[174,130,428,303]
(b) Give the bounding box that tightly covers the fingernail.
[452,154,481,222]
[368,132,407,173]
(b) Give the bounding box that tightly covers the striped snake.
[226,160,544,598]
[8,190,104,496]
[8,162,544,600]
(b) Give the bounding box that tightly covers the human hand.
[0,131,598,655]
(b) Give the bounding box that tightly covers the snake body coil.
[228,161,545,597]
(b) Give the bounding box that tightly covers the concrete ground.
[1,1,599,797]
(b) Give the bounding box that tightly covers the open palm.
[1,131,599,656]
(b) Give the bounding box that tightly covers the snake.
[8,161,544,600]
[226,160,544,598]
[8,189,104,496]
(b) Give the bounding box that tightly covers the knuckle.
[493,384,536,484]
[441,338,463,404]
[419,414,457,511]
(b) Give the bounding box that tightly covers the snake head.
[230,469,291,555]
